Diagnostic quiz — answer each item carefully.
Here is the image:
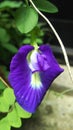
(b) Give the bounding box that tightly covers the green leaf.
[0,96,9,112]
[7,107,22,128]
[33,0,58,13]
[0,27,10,43]
[15,6,38,33]
[2,43,18,53]
[22,38,30,44]
[0,88,15,112]
[0,117,10,130]
[15,103,32,118]
[0,1,22,9]
[3,88,15,106]
[36,38,43,44]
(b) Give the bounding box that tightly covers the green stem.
[25,0,29,5]
[30,29,37,46]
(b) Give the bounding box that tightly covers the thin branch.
[0,76,9,88]
[29,0,73,84]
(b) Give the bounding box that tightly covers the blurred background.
[44,0,73,65]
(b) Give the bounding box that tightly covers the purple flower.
[8,44,64,113]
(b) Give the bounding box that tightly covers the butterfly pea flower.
[8,44,64,113]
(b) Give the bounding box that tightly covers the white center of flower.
[31,72,42,89]
[29,50,39,72]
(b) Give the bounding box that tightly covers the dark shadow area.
[43,0,73,65]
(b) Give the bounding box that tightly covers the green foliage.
[0,27,18,53]
[2,43,18,53]
[33,0,58,13]
[0,96,9,112]
[0,0,57,68]
[0,27,10,43]
[0,117,10,130]
[0,79,6,90]
[21,23,45,45]
[3,88,15,106]
[15,103,32,118]
[7,108,22,128]
[15,6,38,33]
[0,1,22,9]
[0,84,32,129]
[0,66,9,79]
[0,88,15,112]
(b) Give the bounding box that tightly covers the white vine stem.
[29,0,73,84]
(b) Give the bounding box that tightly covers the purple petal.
[39,44,64,89]
[8,44,34,92]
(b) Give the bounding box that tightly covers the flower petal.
[8,45,34,94]
[29,50,50,72]
[17,86,46,113]
[39,44,64,89]
[29,50,41,72]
